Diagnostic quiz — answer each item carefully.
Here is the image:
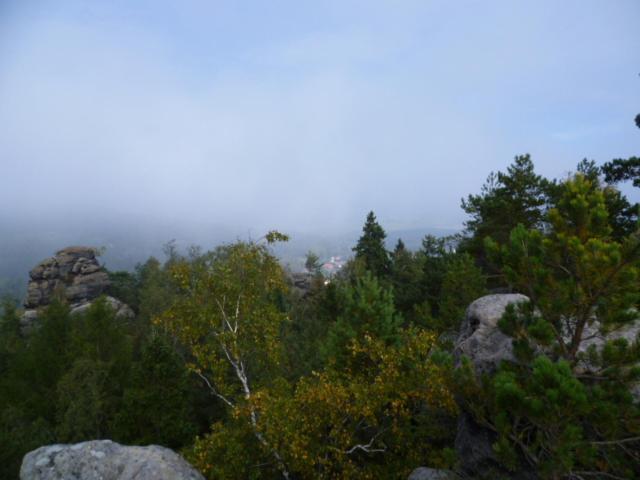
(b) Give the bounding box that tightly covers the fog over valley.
[1,0,639,291]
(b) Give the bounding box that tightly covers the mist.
[1,0,639,250]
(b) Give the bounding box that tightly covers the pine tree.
[438,253,486,333]
[56,298,133,442]
[601,113,640,188]
[353,211,390,278]
[460,155,550,267]
[390,239,423,320]
[322,272,403,368]
[420,235,450,318]
[115,332,196,448]
[474,174,640,478]
[570,159,638,240]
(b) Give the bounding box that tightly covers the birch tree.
[158,234,292,479]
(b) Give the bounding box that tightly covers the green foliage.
[415,236,486,333]
[419,235,452,320]
[602,156,640,188]
[55,298,133,441]
[390,239,423,320]
[0,302,77,476]
[564,159,638,240]
[460,154,551,266]
[115,332,197,448]
[0,298,21,374]
[486,174,640,361]
[438,253,486,333]
[283,277,340,379]
[187,419,265,480]
[0,407,54,480]
[159,236,459,480]
[353,211,391,278]
[304,250,322,275]
[258,329,457,480]
[161,240,290,392]
[159,238,293,478]
[475,174,640,478]
[14,301,75,422]
[599,114,640,233]
[3,152,640,479]
[265,230,290,244]
[483,348,640,478]
[135,257,177,325]
[56,358,113,441]
[322,272,403,368]
[69,297,132,365]
[0,295,199,477]
[107,270,140,312]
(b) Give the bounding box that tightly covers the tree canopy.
[353,211,391,278]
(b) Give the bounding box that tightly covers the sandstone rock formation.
[20,440,204,480]
[456,293,640,382]
[20,246,133,333]
[455,293,529,374]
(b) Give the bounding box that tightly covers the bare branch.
[345,430,387,455]
[220,343,240,372]
[194,370,234,408]
[216,297,236,334]
[590,436,640,445]
[234,294,241,333]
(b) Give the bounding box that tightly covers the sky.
[1,0,639,236]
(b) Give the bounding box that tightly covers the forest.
[2,125,640,478]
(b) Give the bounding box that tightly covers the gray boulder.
[455,293,529,374]
[408,467,457,479]
[20,440,204,480]
[456,293,640,394]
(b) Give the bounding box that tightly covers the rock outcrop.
[455,293,529,374]
[20,246,133,333]
[25,247,107,308]
[20,440,204,480]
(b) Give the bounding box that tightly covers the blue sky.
[1,0,638,233]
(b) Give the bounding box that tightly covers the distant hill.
[0,215,459,303]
